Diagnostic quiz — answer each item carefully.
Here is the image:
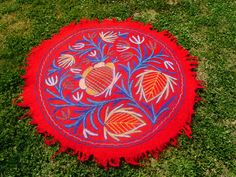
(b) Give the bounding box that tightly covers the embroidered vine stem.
[117,44,172,123]
[83,36,107,62]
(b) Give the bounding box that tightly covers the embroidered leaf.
[136,70,177,103]
[104,105,146,141]
[136,70,167,102]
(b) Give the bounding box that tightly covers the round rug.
[19,19,202,168]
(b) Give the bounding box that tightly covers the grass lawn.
[0,0,235,176]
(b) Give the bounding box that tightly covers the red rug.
[18,19,202,168]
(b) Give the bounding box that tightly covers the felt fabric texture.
[18,19,202,168]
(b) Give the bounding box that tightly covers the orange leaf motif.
[104,105,146,141]
[136,70,168,102]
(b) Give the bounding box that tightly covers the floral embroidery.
[99,31,118,43]
[135,70,177,103]
[129,35,145,44]
[45,75,58,86]
[79,62,121,97]
[104,105,146,141]
[42,29,182,143]
[72,42,85,50]
[116,40,130,52]
[58,54,75,68]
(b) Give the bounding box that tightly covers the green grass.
[0,0,235,176]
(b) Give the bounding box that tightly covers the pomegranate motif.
[79,62,121,97]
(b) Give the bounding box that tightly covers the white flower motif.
[70,68,82,73]
[72,92,83,102]
[72,43,85,50]
[83,128,98,138]
[88,50,97,57]
[116,41,130,52]
[58,54,75,68]
[45,75,58,86]
[164,61,174,70]
[99,31,118,43]
[129,35,145,45]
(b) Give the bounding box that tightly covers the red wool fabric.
[18,19,202,168]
